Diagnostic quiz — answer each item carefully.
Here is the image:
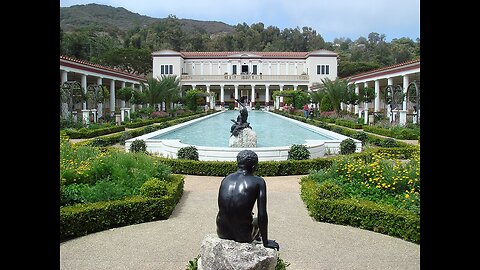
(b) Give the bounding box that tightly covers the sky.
[59,0,420,43]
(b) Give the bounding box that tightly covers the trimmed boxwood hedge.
[335,119,363,129]
[60,174,184,241]
[300,176,419,243]
[65,125,126,139]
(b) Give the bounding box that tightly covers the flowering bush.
[309,150,420,214]
[151,111,168,118]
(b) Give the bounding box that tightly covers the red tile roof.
[347,58,420,80]
[60,55,147,81]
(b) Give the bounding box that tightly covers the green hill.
[60,3,234,35]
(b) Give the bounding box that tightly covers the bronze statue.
[216,150,280,250]
[230,99,252,137]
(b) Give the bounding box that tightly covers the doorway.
[241,65,248,74]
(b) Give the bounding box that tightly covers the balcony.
[180,74,309,84]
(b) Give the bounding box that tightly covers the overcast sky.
[60,0,420,43]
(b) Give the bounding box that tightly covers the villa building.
[346,59,420,124]
[151,49,338,109]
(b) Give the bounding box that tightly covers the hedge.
[362,125,420,140]
[154,156,338,176]
[60,174,184,241]
[300,176,420,243]
[335,119,363,129]
[64,125,126,139]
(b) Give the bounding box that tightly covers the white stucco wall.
[307,55,338,85]
[152,54,183,79]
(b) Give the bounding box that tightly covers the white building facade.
[152,50,338,109]
[347,59,420,124]
[60,56,147,123]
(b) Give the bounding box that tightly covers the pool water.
[151,110,335,147]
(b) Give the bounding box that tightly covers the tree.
[312,78,350,114]
[100,47,151,75]
[141,76,163,108]
[158,75,183,113]
[116,87,135,104]
[308,90,326,111]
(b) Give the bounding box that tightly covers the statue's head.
[237,150,258,172]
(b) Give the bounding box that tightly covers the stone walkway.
[60,175,420,270]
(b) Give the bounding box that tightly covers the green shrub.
[287,144,310,160]
[351,132,368,145]
[130,139,147,153]
[177,146,199,160]
[119,131,132,145]
[340,138,356,155]
[140,177,168,198]
[255,103,261,110]
[320,95,333,111]
[317,180,346,200]
[228,103,235,110]
[143,125,157,134]
[381,138,398,148]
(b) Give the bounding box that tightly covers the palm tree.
[141,76,163,109]
[158,74,182,113]
[308,90,326,112]
[312,78,350,114]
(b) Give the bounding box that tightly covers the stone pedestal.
[413,112,418,124]
[363,110,369,125]
[72,111,78,122]
[115,113,121,126]
[399,110,407,125]
[90,109,97,123]
[198,234,277,270]
[229,128,257,148]
[120,107,131,122]
[81,109,90,126]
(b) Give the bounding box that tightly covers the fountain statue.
[229,99,257,147]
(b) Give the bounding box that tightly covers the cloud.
[60,0,420,42]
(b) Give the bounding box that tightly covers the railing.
[180,74,309,82]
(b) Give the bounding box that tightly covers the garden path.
[60,175,420,270]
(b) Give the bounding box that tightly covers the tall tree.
[312,78,350,113]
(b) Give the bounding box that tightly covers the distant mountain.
[60,3,234,35]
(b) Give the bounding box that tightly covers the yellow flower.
[405,194,410,199]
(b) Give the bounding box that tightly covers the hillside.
[60,3,234,35]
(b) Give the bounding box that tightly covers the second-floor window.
[161,65,174,75]
[233,65,237,75]
[316,64,330,75]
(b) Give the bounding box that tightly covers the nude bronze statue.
[216,150,280,250]
[230,99,252,137]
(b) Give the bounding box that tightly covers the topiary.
[287,144,310,160]
[351,132,368,145]
[380,138,397,148]
[139,177,167,198]
[177,146,199,160]
[317,180,345,200]
[320,95,334,112]
[340,138,356,155]
[129,139,147,153]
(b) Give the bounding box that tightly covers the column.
[130,83,136,113]
[402,75,410,110]
[265,84,270,108]
[138,83,143,109]
[354,84,359,114]
[374,80,380,112]
[279,84,284,107]
[120,81,126,108]
[234,85,239,109]
[81,74,87,110]
[110,79,116,115]
[97,77,103,119]
[363,82,369,123]
[206,84,210,105]
[220,84,225,108]
[387,77,394,121]
[251,84,255,107]
[60,70,69,118]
